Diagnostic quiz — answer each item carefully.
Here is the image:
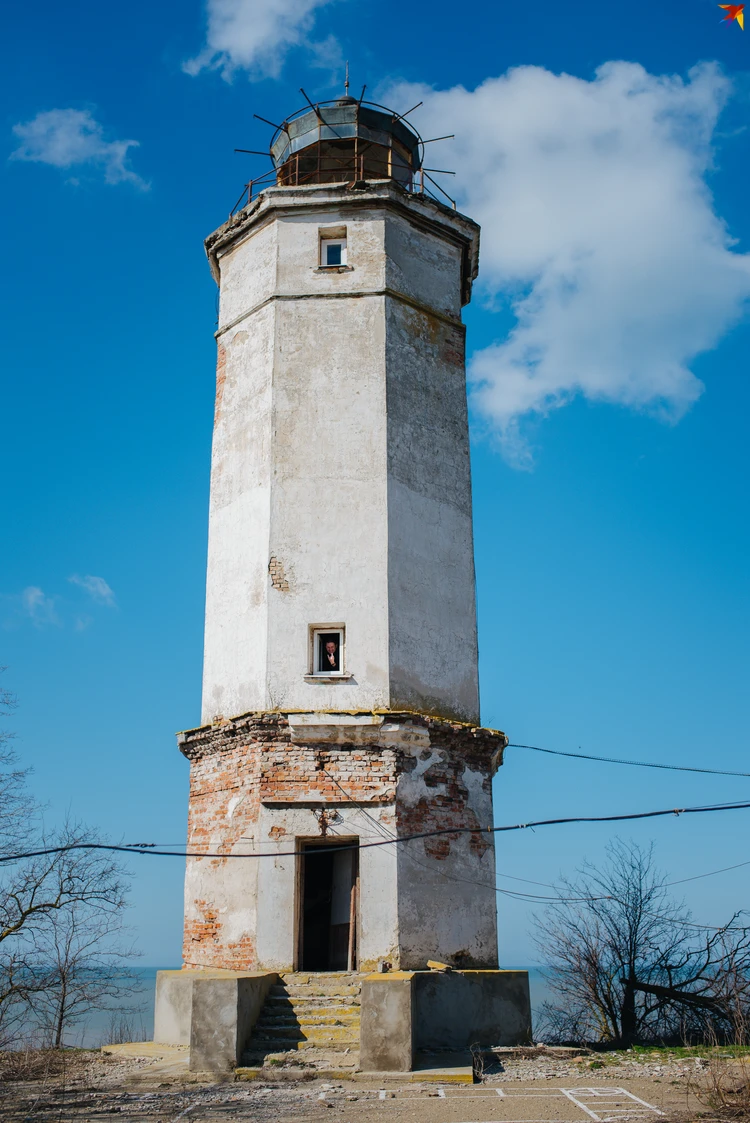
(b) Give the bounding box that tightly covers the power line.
[667,859,750,887]
[508,743,750,779]
[321,769,606,903]
[3,799,749,864]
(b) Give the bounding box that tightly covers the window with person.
[318,631,341,673]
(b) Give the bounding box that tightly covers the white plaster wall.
[201,309,275,723]
[267,293,390,712]
[385,297,479,722]
[255,803,399,971]
[216,218,277,329]
[385,211,463,319]
[275,207,385,296]
[201,187,479,721]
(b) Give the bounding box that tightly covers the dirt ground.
[0,1047,723,1122]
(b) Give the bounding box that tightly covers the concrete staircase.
[241,972,362,1071]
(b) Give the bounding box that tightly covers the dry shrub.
[0,1046,94,1083]
[690,1051,750,1118]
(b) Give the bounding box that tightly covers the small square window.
[321,239,346,268]
[310,627,345,676]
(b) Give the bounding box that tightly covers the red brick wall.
[179,712,505,969]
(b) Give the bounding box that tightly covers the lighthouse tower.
[178,95,508,978]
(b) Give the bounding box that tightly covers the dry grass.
[0,1046,97,1083]
[689,1050,750,1118]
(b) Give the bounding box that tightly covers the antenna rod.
[253,113,289,134]
[358,84,367,105]
[234,149,272,157]
[345,61,350,96]
[299,87,324,121]
[423,168,456,175]
[422,135,455,144]
[393,101,423,123]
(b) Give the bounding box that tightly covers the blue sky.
[1,0,749,966]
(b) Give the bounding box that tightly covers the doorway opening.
[299,840,359,971]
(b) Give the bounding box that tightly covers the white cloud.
[184,0,339,80]
[10,109,147,189]
[68,574,116,607]
[386,63,750,467]
[21,587,60,628]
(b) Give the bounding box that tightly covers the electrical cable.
[320,770,607,903]
[666,859,750,887]
[4,798,749,864]
[508,743,750,779]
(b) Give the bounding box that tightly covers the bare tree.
[0,675,140,1048]
[0,821,139,1047]
[0,670,36,855]
[533,839,750,1046]
[30,887,141,1048]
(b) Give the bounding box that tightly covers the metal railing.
[228,146,456,217]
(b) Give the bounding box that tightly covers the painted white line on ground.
[437,1088,446,1098]
[495,1088,506,1097]
[560,1088,665,1120]
[379,1090,387,1100]
[613,1090,666,1115]
[560,1088,602,1121]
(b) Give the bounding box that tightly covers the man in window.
[320,636,339,672]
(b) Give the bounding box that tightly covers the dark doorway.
[300,841,358,970]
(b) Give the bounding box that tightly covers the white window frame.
[320,238,347,268]
[309,626,346,677]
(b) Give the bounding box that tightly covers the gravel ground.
[0,1047,719,1122]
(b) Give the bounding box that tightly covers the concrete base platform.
[360,969,531,1072]
[103,1046,473,1086]
[235,1062,474,1084]
[101,1043,192,1084]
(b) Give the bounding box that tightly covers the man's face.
[326,642,336,656]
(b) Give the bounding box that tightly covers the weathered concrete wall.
[395,722,499,969]
[188,972,277,1072]
[385,294,478,722]
[200,182,481,725]
[180,712,504,972]
[413,970,532,1050]
[360,973,415,1072]
[154,970,194,1045]
[201,302,275,726]
[266,289,390,715]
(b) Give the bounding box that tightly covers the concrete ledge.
[360,971,415,1072]
[359,969,531,1073]
[414,970,532,1052]
[234,1065,474,1083]
[190,972,278,1072]
[153,969,278,1072]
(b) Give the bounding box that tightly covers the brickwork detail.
[268,556,290,592]
[179,711,506,971]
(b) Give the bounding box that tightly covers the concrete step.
[268,991,361,1004]
[248,1024,359,1045]
[255,1024,359,1035]
[279,970,363,979]
[240,1049,359,1069]
[244,971,363,1071]
[244,1037,358,1054]
[265,1000,360,1016]
[257,1012,360,1028]
[273,984,361,1000]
